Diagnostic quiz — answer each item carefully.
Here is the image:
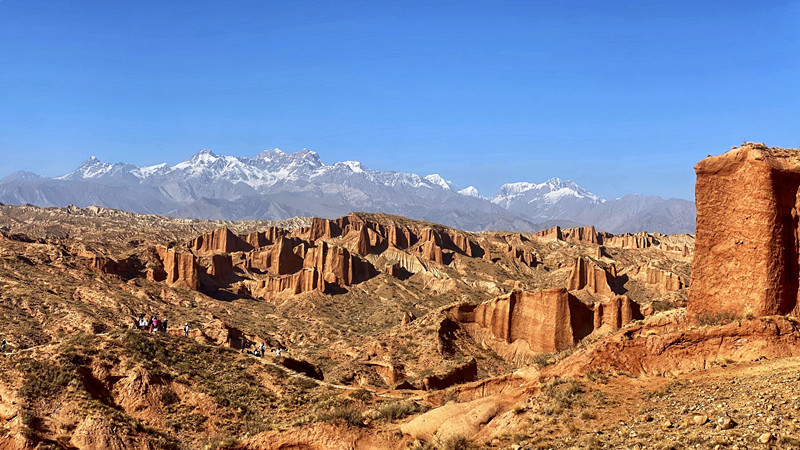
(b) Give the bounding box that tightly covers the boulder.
[400,396,512,442]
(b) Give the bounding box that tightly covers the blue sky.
[1,1,798,200]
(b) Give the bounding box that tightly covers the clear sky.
[1,1,798,200]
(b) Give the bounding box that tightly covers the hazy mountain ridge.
[0,148,696,233]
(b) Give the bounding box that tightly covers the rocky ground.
[487,355,800,449]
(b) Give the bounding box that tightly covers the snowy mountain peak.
[492,178,603,209]
[423,174,452,190]
[337,161,366,173]
[458,186,481,198]
[188,149,219,162]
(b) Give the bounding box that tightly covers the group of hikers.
[240,336,283,358]
[132,314,190,337]
[132,315,281,357]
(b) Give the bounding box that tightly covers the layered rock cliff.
[690,144,800,318]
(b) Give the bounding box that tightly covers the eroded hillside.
[0,203,695,448]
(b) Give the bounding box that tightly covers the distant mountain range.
[0,149,695,234]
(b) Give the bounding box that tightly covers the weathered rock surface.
[190,227,253,255]
[158,247,199,290]
[566,257,616,297]
[445,289,594,358]
[690,144,800,318]
[551,314,800,377]
[644,266,684,292]
[562,226,599,245]
[400,396,513,443]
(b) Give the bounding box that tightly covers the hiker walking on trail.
[161,318,168,333]
[1,339,6,353]
[184,322,189,337]
[152,317,159,334]
[259,342,266,358]
[240,336,247,352]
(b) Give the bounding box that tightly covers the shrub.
[697,310,740,326]
[532,353,553,369]
[375,400,428,421]
[542,378,584,409]
[317,406,364,427]
[348,388,373,402]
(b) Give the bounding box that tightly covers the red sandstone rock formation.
[208,253,233,279]
[445,288,594,355]
[271,237,304,275]
[387,225,413,249]
[506,245,538,267]
[241,227,286,249]
[690,144,800,318]
[645,266,684,292]
[447,232,476,257]
[304,241,373,287]
[364,361,406,386]
[75,250,136,278]
[158,247,199,290]
[420,239,444,264]
[533,226,563,242]
[601,232,655,250]
[566,257,615,297]
[353,225,371,256]
[593,295,640,333]
[562,226,599,245]
[414,357,478,391]
[190,227,252,255]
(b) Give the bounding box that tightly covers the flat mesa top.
[696,143,800,174]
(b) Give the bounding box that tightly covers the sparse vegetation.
[697,310,740,326]
[316,406,364,427]
[375,400,428,421]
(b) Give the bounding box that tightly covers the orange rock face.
[566,257,615,297]
[690,144,800,318]
[446,289,593,354]
[159,247,199,290]
[533,226,563,242]
[506,245,538,267]
[190,227,252,255]
[601,232,654,249]
[562,226,599,245]
[593,295,640,333]
[645,266,684,292]
[208,253,233,279]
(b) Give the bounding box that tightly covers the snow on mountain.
[2,148,696,234]
[458,186,481,198]
[424,174,453,190]
[492,177,603,208]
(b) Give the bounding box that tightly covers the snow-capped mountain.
[0,148,696,233]
[491,178,605,222]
